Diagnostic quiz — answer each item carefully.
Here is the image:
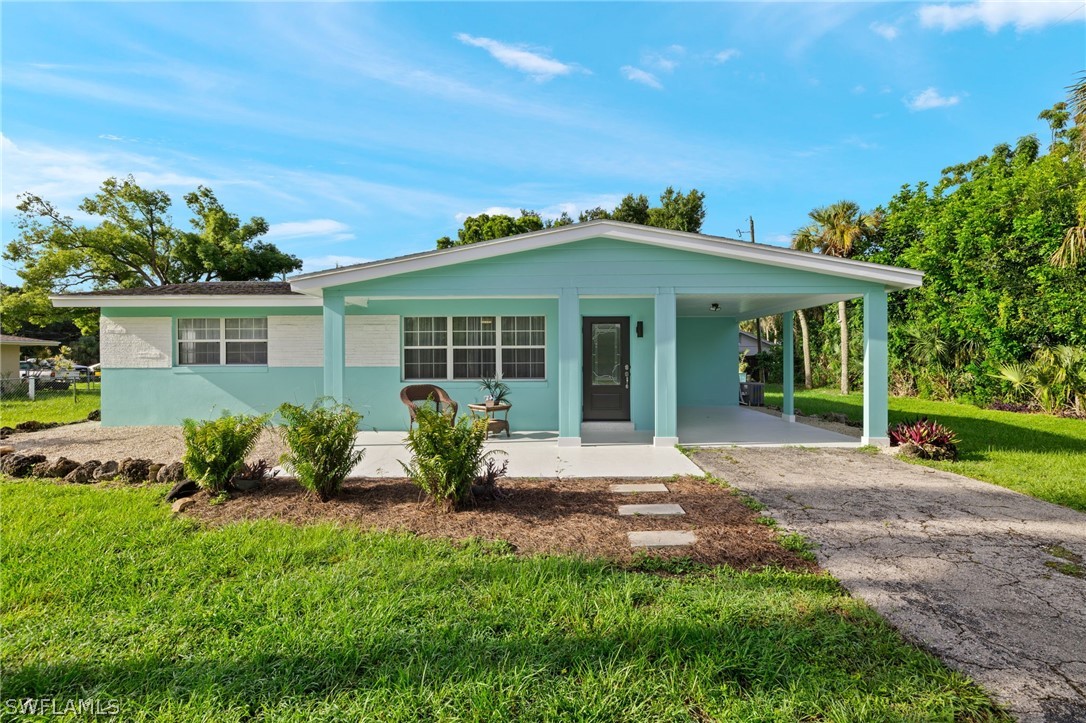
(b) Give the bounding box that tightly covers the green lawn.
[765,386,1086,512]
[1,480,1006,722]
[0,382,100,426]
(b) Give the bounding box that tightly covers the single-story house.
[0,334,56,378]
[738,330,779,358]
[52,220,922,446]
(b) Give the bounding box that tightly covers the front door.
[582,317,631,421]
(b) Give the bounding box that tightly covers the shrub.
[182,412,269,493]
[401,405,490,512]
[888,417,960,461]
[278,401,365,502]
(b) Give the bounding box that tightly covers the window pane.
[502,348,545,379]
[452,316,495,347]
[178,318,219,341]
[179,341,220,365]
[404,317,446,347]
[404,348,447,379]
[452,348,496,379]
[226,341,268,365]
[225,318,267,340]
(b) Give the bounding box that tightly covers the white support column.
[557,287,581,447]
[653,289,678,447]
[782,311,795,422]
[862,289,890,446]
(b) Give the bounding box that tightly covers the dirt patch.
[10,422,286,466]
[183,475,816,572]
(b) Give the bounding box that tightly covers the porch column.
[653,288,678,447]
[782,311,795,421]
[862,289,890,446]
[557,287,581,446]
[322,292,345,402]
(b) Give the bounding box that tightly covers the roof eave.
[50,294,323,308]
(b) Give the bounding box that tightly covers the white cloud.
[300,254,371,273]
[905,87,961,111]
[643,45,686,73]
[918,1,1084,31]
[852,84,867,94]
[713,48,741,63]
[456,33,583,81]
[266,219,354,243]
[620,66,663,90]
[870,21,900,40]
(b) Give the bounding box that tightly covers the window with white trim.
[403,315,545,380]
[177,318,268,366]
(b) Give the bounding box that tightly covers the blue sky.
[2,2,1083,275]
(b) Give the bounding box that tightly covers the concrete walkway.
[691,447,1086,723]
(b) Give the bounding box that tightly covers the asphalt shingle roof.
[61,281,299,297]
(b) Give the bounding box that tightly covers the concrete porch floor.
[678,406,860,447]
[348,429,703,479]
[346,406,856,479]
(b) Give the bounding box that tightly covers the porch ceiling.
[676,292,860,320]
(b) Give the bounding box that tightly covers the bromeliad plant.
[182,412,270,494]
[278,400,365,502]
[888,417,960,461]
[401,405,492,512]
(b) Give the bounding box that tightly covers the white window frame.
[402,315,546,381]
[176,317,269,367]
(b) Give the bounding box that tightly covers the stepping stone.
[610,483,669,494]
[618,503,685,517]
[628,531,697,548]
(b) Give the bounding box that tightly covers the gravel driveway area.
[8,422,286,466]
[692,446,1086,723]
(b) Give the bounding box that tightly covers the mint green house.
[53,221,922,446]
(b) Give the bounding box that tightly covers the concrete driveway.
[691,447,1086,723]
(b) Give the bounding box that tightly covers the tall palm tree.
[792,201,883,394]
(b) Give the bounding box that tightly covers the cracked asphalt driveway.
[692,447,1086,723]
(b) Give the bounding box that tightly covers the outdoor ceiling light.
[710,303,720,311]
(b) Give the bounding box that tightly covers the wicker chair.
[400,384,458,428]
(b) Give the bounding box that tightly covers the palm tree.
[1053,73,1086,267]
[792,201,882,394]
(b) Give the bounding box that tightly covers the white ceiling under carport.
[676,292,862,320]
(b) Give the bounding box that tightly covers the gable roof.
[289,219,924,293]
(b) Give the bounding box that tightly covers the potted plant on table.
[479,376,511,407]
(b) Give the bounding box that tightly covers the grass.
[1,479,1007,722]
[0,382,100,426]
[764,385,1086,512]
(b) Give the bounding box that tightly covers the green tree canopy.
[438,186,706,248]
[2,176,302,332]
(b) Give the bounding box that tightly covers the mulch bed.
[183,476,817,572]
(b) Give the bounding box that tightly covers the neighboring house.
[738,330,779,358]
[0,334,55,379]
[52,220,922,445]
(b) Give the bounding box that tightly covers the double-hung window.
[403,315,545,380]
[177,318,268,366]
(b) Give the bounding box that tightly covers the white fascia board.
[288,221,924,293]
[50,294,323,308]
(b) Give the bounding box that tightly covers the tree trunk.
[838,300,849,395]
[797,309,812,389]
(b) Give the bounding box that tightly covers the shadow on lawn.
[4,609,1002,719]
[778,396,1086,459]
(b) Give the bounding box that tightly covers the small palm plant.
[401,405,491,512]
[182,412,270,494]
[278,400,365,502]
[479,376,511,405]
[997,346,1086,415]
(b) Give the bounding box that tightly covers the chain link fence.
[0,373,101,428]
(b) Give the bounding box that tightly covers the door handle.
[624,368,630,390]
